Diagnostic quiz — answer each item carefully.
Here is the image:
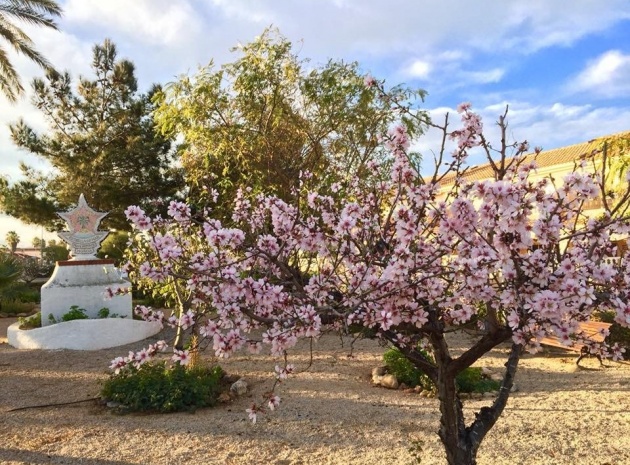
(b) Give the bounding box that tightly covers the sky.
[1,0,630,247]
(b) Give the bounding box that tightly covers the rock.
[0,312,8,318]
[481,367,492,376]
[230,379,248,396]
[372,366,388,377]
[218,392,232,403]
[413,385,423,393]
[403,388,415,394]
[379,374,399,389]
[482,391,495,398]
[490,374,503,382]
[511,384,518,393]
[16,313,29,317]
[106,401,122,408]
[399,383,408,390]
[471,392,483,399]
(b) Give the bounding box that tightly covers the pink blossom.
[246,404,259,424]
[172,349,191,366]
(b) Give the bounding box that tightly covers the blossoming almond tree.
[116,96,629,465]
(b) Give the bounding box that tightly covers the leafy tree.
[1,39,184,230]
[32,236,45,248]
[5,230,19,253]
[120,102,630,465]
[154,27,426,217]
[97,230,129,265]
[0,0,62,103]
[41,242,67,265]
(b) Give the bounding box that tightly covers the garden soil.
[1,316,629,465]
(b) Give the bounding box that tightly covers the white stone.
[380,374,399,389]
[7,318,162,350]
[41,261,132,326]
[230,379,248,396]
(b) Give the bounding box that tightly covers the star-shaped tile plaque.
[57,194,109,260]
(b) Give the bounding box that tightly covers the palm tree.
[0,0,62,103]
[5,230,19,253]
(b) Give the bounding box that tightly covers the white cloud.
[64,0,202,46]
[405,60,432,79]
[569,50,630,98]
[464,68,505,84]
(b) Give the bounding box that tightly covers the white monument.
[40,194,133,325]
[7,195,162,350]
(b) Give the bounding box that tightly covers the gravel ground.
[1,317,629,465]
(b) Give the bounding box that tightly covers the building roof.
[440,130,630,185]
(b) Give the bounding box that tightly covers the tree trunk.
[436,343,522,465]
[437,368,479,465]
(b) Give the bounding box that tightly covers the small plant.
[18,312,41,330]
[97,307,110,318]
[48,305,89,324]
[407,438,425,465]
[383,347,500,393]
[61,305,89,322]
[101,362,224,413]
[383,347,434,391]
[455,367,500,394]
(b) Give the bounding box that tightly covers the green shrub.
[18,312,41,329]
[101,362,224,413]
[383,347,500,393]
[48,305,89,324]
[0,300,36,315]
[383,347,434,391]
[454,367,500,393]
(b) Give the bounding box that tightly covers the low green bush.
[383,346,434,391]
[383,347,501,393]
[0,300,36,315]
[101,362,224,413]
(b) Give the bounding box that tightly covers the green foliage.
[0,0,62,103]
[5,231,19,252]
[454,367,501,394]
[0,252,31,311]
[97,307,110,318]
[0,252,22,290]
[97,231,129,265]
[100,362,224,413]
[18,311,41,329]
[42,244,69,266]
[1,39,184,230]
[383,347,500,393]
[49,305,88,323]
[153,27,427,217]
[61,305,88,321]
[597,311,630,360]
[1,300,36,316]
[383,347,434,391]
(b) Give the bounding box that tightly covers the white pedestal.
[41,259,132,326]
[7,319,162,350]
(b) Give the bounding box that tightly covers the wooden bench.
[539,321,612,366]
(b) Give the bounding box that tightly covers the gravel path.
[1,317,629,465]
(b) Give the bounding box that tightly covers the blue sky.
[2,0,630,246]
